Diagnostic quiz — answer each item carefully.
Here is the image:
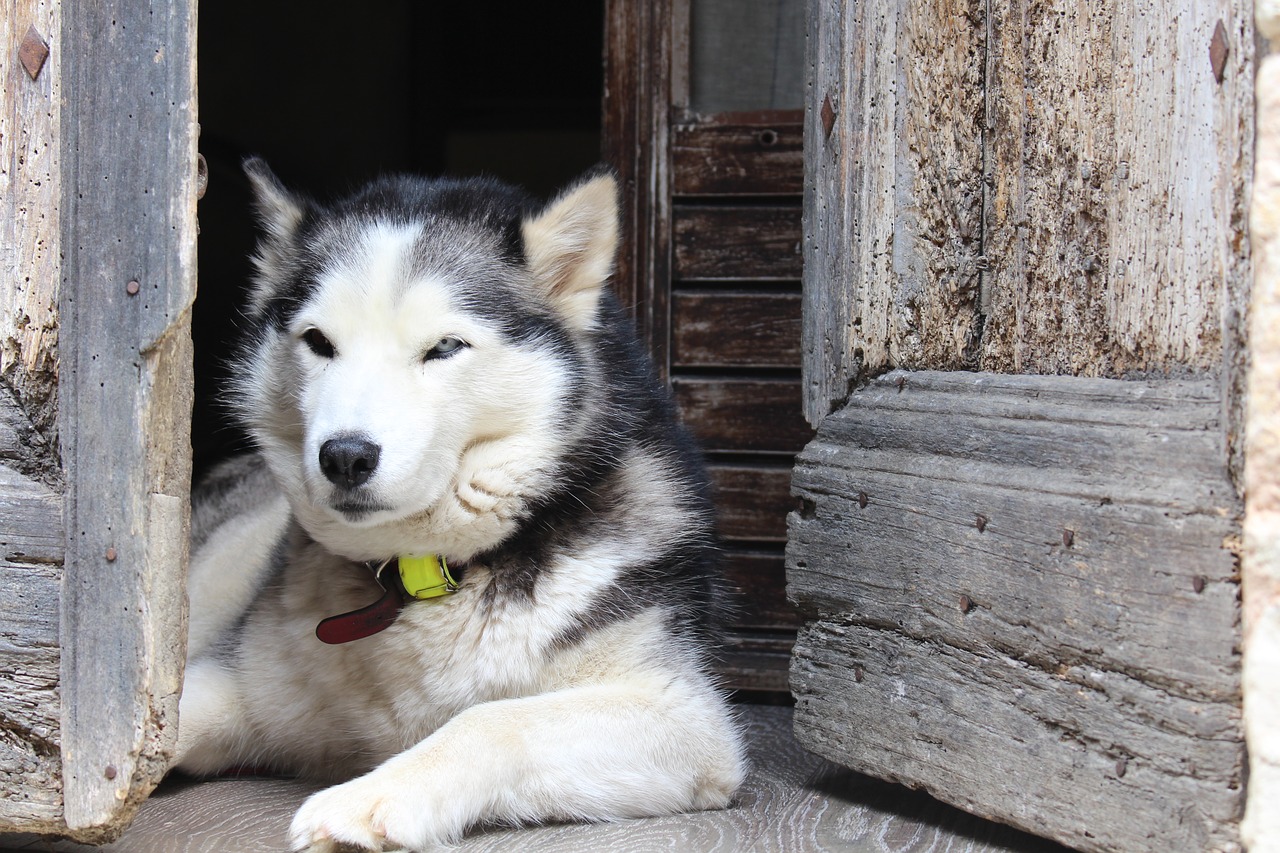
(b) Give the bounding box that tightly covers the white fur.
[185,494,290,659]
[177,171,746,851]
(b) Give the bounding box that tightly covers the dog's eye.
[423,336,466,361]
[302,328,336,358]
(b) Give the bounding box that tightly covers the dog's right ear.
[243,157,307,242]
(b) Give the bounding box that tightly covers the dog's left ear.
[522,171,619,329]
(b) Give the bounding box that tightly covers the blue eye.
[302,328,336,358]
[424,336,467,361]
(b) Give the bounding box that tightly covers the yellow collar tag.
[398,554,459,599]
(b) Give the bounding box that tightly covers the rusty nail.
[854,666,864,683]
[1193,575,1206,594]
[857,492,868,509]
[1115,758,1128,778]
[975,514,987,533]
[104,764,117,780]
[1063,529,1074,547]
[196,153,209,200]
[896,376,906,392]
[19,25,50,81]
[105,546,117,562]
[126,280,140,296]
[820,93,837,139]
[1209,20,1229,84]
[959,595,974,614]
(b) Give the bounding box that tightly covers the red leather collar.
[315,560,408,645]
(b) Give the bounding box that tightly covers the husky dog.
[175,159,746,851]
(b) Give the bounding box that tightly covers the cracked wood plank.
[787,371,1245,852]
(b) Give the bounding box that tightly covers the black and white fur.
[175,160,746,851]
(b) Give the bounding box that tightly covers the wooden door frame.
[57,0,197,834]
[603,0,675,373]
[791,0,1252,849]
[0,0,196,840]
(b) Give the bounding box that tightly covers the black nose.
[318,435,381,488]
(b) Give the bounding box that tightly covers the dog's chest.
[239,563,562,757]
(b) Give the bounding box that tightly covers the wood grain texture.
[19,705,1068,853]
[0,0,61,443]
[788,371,1244,852]
[671,290,802,368]
[721,550,801,629]
[0,2,65,836]
[709,463,793,542]
[673,377,812,453]
[801,0,893,424]
[602,0,674,372]
[894,0,986,369]
[0,466,63,830]
[672,111,803,196]
[56,1,196,839]
[674,206,802,280]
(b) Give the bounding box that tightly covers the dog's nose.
[318,435,381,488]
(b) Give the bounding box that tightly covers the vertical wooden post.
[603,0,674,376]
[58,1,196,836]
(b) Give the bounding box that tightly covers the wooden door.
[0,1,196,841]
[789,1,1251,851]
[605,0,807,693]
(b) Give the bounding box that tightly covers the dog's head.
[232,159,619,560]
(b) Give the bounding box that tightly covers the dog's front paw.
[289,771,458,853]
[431,439,545,548]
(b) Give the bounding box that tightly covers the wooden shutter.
[0,1,196,841]
[605,0,808,692]
[790,1,1251,850]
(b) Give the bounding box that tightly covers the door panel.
[672,115,803,196]
[671,290,802,368]
[673,205,802,280]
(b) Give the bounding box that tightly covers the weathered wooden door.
[1,1,196,841]
[789,1,1251,851]
[605,0,808,692]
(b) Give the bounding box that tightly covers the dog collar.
[315,555,460,645]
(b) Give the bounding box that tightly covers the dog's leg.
[425,435,553,552]
[173,658,253,775]
[288,680,744,852]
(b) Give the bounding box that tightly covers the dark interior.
[194,1,604,476]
